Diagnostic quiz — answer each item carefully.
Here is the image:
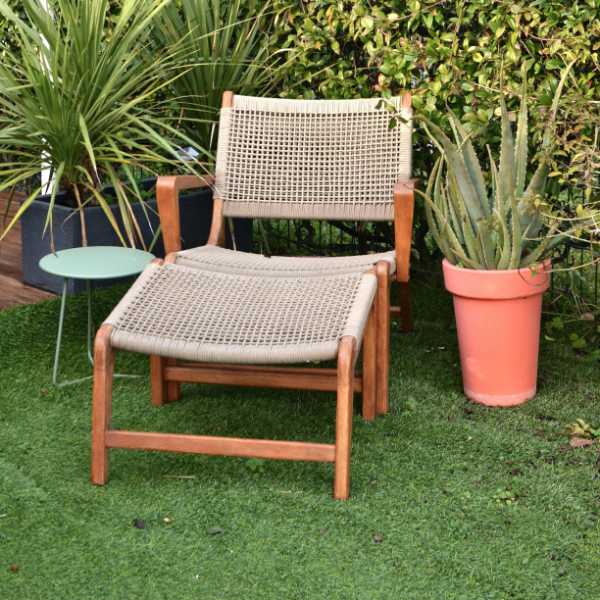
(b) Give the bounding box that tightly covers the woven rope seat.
[105,263,377,364]
[216,95,412,221]
[175,245,396,277]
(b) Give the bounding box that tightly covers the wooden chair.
[155,93,416,416]
[91,93,415,499]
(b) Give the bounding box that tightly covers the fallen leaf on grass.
[372,533,384,544]
[569,437,594,449]
[207,527,224,536]
[566,418,600,438]
[8,564,19,573]
[132,518,146,529]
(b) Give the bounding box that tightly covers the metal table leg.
[86,280,94,366]
[52,278,93,387]
[51,279,139,387]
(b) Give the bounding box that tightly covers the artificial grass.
[1,277,599,600]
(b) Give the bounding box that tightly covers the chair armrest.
[156,175,214,255]
[393,178,417,283]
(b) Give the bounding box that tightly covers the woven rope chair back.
[215,95,412,222]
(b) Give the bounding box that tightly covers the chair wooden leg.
[334,336,356,500]
[91,325,115,485]
[398,282,412,333]
[375,262,390,415]
[166,359,181,402]
[150,356,167,406]
[361,304,376,422]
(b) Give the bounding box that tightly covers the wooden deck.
[0,192,55,310]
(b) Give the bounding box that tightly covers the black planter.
[21,179,252,294]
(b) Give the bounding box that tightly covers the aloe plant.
[420,65,585,270]
[0,0,207,248]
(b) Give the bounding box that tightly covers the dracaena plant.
[0,0,208,249]
[420,64,597,270]
[152,0,281,152]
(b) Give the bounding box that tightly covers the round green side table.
[39,246,154,387]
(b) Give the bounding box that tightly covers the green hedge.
[271,0,599,197]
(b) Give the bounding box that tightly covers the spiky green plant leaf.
[419,63,588,270]
[498,96,515,212]
[448,112,489,215]
[152,0,284,152]
[0,0,211,247]
[514,78,529,198]
[420,119,486,225]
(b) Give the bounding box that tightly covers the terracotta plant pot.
[442,259,551,407]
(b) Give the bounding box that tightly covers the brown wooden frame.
[93,324,365,499]
[91,91,416,499]
[154,92,415,414]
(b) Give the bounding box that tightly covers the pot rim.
[442,258,551,300]
[442,258,551,276]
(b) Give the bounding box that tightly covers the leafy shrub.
[266,1,599,275]
[270,1,599,194]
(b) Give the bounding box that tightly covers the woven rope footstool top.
[175,245,396,278]
[105,263,377,364]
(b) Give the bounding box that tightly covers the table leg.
[87,280,94,366]
[52,278,94,387]
[52,279,69,386]
[51,278,139,387]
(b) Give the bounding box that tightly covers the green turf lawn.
[1,278,599,600]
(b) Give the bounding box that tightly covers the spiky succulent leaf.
[421,189,461,266]
[514,81,528,197]
[542,60,575,148]
[498,96,515,212]
[448,112,489,215]
[420,119,486,224]
[508,193,523,269]
[520,224,563,267]
[420,161,481,269]
[475,221,493,269]
[447,170,484,265]
[495,210,512,270]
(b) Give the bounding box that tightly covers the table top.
[39,246,154,280]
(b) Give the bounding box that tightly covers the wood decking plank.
[0,191,56,310]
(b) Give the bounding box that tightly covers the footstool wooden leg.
[150,356,167,406]
[375,262,390,415]
[362,305,376,422]
[334,336,356,500]
[91,325,115,485]
[166,359,181,402]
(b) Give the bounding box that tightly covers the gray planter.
[21,179,252,294]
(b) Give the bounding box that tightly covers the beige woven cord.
[105,263,377,364]
[215,95,412,221]
[176,245,397,277]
